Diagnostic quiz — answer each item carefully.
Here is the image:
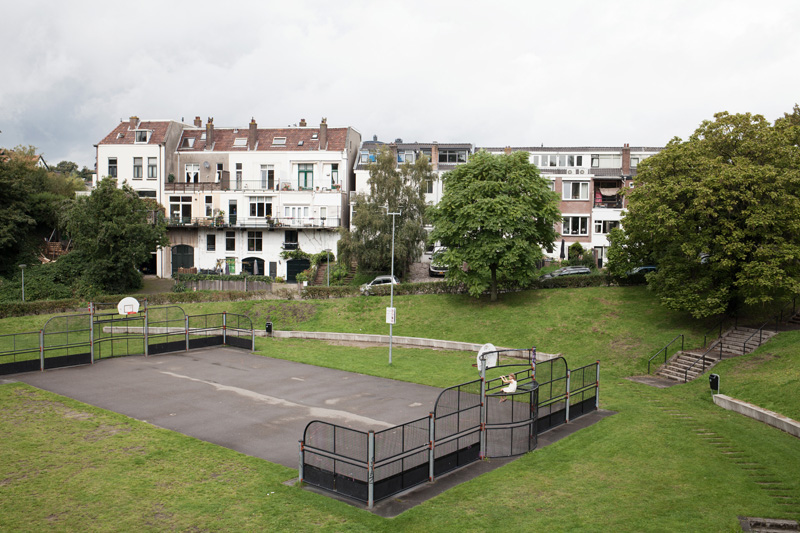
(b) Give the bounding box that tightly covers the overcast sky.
[1,0,798,167]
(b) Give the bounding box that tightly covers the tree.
[62,177,169,293]
[428,150,561,301]
[338,146,431,278]
[0,152,38,268]
[54,160,79,175]
[608,110,800,318]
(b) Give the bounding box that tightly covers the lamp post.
[324,249,331,286]
[19,264,26,302]
[385,208,401,365]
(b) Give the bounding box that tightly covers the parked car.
[625,265,658,276]
[539,266,592,280]
[429,247,448,277]
[360,275,400,295]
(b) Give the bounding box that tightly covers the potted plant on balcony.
[214,209,225,227]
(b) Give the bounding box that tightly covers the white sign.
[386,307,396,325]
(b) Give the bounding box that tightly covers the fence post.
[185,315,190,351]
[479,375,487,459]
[144,304,149,357]
[39,330,44,371]
[223,311,227,345]
[428,412,435,482]
[565,369,571,423]
[367,430,375,509]
[595,361,600,410]
[89,302,94,364]
[298,440,304,483]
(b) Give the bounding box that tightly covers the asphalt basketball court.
[13,346,614,516]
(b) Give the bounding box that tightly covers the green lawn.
[2,286,799,531]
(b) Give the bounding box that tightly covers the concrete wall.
[713,394,800,439]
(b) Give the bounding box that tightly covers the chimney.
[249,118,258,150]
[622,143,631,175]
[299,118,307,127]
[205,117,214,149]
[129,116,139,129]
[504,146,512,155]
[319,117,328,150]
[194,116,202,127]
[431,143,439,171]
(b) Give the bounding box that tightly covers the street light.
[385,208,401,365]
[323,249,331,286]
[19,264,26,302]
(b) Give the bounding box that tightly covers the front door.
[171,245,194,275]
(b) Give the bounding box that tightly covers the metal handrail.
[740,296,798,354]
[647,334,684,374]
[703,316,728,348]
[684,341,722,382]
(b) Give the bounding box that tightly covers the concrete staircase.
[655,327,777,383]
[312,263,329,286]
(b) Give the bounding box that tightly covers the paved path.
[17,348,443,468]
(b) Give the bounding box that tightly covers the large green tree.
[338,146,431,278]
[428,150,561,301]
[608,109,800,318]
[63,177,169,293]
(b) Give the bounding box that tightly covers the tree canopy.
[428,150,561,301]
[62,177,169,294]
[608,109,800,318]
[338,146,431,278]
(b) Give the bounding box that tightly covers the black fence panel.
[0,331,40,375]
[433,429,481,476]
[226,335,252,350]
[149,339,187,355]
[0,359,40,376]
[189,336,224,349]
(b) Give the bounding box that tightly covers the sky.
[1,0,798,168]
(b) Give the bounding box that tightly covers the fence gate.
[93,311,145,359]
[432,379,483,475]
[42,313,92,370]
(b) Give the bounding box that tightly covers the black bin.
[265,321,273,336]
[709,373,720,392]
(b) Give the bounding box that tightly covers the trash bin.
[709,373,720,392]
[265,321,273,337]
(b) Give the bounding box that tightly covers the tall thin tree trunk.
[490,264,498,301]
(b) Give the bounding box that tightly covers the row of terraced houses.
[95,116,662,281]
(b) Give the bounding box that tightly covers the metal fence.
[300,351,600,508]
[0,303,255,376]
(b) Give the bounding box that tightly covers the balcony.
[594,198,622,209]
[166,216,341,229]
[228,179,343,193]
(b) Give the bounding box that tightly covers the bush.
[535,272,607,289]
[301,286,360,299]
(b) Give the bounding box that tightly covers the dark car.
[626,266,657,276]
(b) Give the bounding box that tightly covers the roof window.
[233,138,247,147]
[273,137,287,146]
[181,138,195,149]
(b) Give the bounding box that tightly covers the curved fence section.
[300,352,600,508]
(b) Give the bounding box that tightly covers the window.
[137,190,157,198]
[319,207,327,220]
[233,138,247,147]
[419,148,432,160]
[226,231,235,251]
[330,163,338,187]
[398,150,414,163]
[546,180,555,192]
[235,163,242,188]
[206,234,216,251]
[135,130,149,143]
[594,220,620,234]
[563,216,589,236]
[205,195,213,217]
[591,154,622,168]
[216,163,223,183]
[249,197,272,217]
[298,164,313,189]
[133,157,143,179]
[631,157,639,167]
[185,163,199,183]
[563,181,589,200]
[438,149,467,163]
[284,206,309,224]
[260,165,274,189]
[284,229,298,250]
[272,137,287,146]
[147,157,157,179]
[169,195,192,223]
[181,138,195,149]
[425,179,434,194]
[108,158,117,178]
[247,231,262,252]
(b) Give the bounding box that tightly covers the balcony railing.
[167,216,341,229]
[594,198,622,208]
[229,179,343,193]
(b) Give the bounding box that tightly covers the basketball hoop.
[476,343,498,373]
[117,297,140,316]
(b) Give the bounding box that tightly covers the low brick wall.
[713,394,800,439]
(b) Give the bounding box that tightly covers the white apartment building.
[96,116,361,280]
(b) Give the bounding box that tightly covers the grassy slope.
[1,286,799,531]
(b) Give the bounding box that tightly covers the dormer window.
[272,137,287,146]
[116,132,124,139]
[200,133,206,141]
[311,133,318,140]
[135,130,149,143]
[298,140,304,146]
[233,138,247,147]
[181,138,195,149]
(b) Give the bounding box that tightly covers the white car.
[360,275,400,295]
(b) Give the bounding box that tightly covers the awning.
[599,187,620,196]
